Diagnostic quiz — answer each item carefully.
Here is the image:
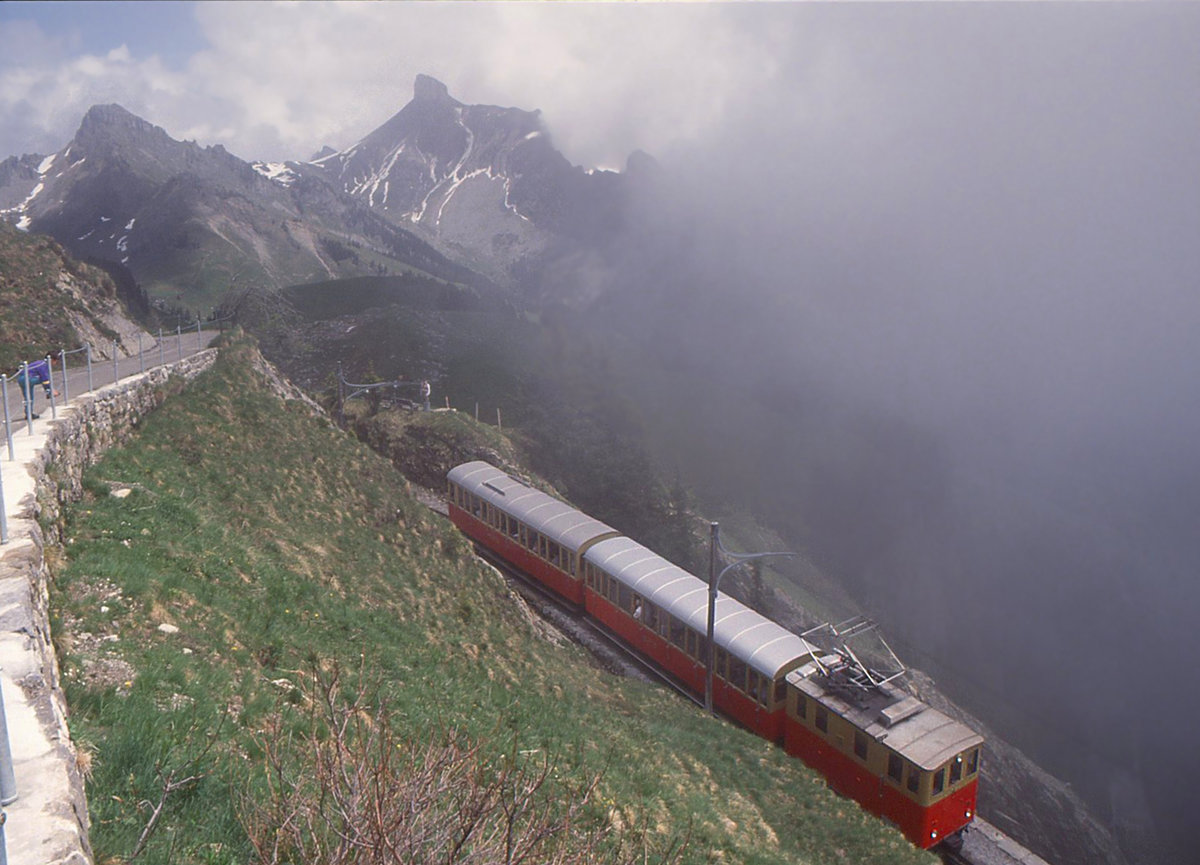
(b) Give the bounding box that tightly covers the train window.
[568,553,577,576]
[967,748,979,775]
[950,757,963,785]
[815,705,829,733]
[932,768,945,796]
[548,542,561,566]
[471,495,481,517]
[747,670,760,701]
[646,604,659,630]
[795,693,807,721]
[728,657,747,691]
[906,765,920,794]
[509,518,519,539]
[854,731,868,761]
[669,617,686,648]
[539,536,548,559]
[715,649,727,678]
[618,584,632,612]
[774,680,786,704]
[887,753,903,784]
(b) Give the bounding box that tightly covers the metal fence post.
[86,343,93,395]
[138,332,145,374]
[1,376,11,460]
[1,460,8,544]
[177,325,183,362]
[196,318,202,351]
[158,329,164,366]
[0,678,17,805]
[19,363,33,436]
[59,349,69,404]
[112,340,119,384]
[45,356,57,420]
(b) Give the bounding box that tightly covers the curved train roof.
[585,536,816,680]
[448,461,618,552]
[787,662,984,770]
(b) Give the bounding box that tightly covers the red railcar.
[782,656,982,848]
[582,535,815,743]
[447,461,619,608]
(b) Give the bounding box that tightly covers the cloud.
[1,2,809,166]
[0,31,185,157]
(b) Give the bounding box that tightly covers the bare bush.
[240,663,687,865]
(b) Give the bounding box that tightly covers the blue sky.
[3,1,205,66]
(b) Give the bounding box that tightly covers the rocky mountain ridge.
[0,76,647,309]
[308,74,642,287]
[0,102,487,311]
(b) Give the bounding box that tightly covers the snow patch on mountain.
[252,161,298,186]
[2,152,58,230]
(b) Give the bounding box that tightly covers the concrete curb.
[0,349,217,865]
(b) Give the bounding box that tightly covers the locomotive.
[447,460,982,850]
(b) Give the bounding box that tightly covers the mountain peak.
[413,74,452,103]
[80,103,150,131]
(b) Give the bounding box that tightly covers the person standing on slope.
[16,356,58,419]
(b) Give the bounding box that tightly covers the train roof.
[448,462,619,552]
[585,536,817,680]
[787,661,984,770]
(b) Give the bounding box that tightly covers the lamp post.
[705,521,796,715]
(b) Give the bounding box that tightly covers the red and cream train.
[447,460,983,850]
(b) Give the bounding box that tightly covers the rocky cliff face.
[308,75,639,290]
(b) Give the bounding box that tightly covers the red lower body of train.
[782,718,978,848]
[449,502,587,607]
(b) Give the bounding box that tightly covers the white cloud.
[0,25,187,157]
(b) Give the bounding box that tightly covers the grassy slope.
[48,338,935,865]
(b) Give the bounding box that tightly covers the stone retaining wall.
[0,348,216,865]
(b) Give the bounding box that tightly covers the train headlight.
[966,809,972,818]
[930,830,938,840]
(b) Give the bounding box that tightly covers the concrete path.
[0,330,218,865]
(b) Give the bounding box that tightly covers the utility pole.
[705,521,796,715]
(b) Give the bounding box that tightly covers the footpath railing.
[1,318,230,539]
